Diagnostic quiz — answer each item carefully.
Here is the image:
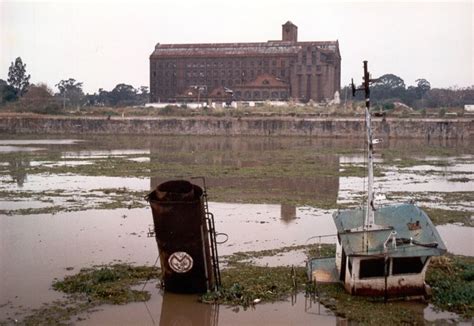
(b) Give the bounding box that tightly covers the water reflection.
[7,155,31,187]
[159,293,218,326]
[281,204,297,223]
[149,138,341,209]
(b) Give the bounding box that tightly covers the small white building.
[464,104,474,112]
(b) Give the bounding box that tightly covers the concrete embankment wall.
[0,115,472,139]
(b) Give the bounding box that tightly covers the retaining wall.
[0,115,472,139]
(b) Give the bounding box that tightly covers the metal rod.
[351,61,377,231]
[363,60,375,230]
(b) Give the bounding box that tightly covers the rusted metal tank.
[147,180,214,293]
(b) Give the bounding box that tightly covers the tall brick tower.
[282,21,298,42]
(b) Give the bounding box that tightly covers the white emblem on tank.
[168,251,193,273]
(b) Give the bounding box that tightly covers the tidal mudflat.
[0,135,472,324]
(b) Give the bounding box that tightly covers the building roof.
[333,203,447,257]
[150,41,339,58]
[236,74,288,89]
[282,21,297,27]
[208,86,233,98]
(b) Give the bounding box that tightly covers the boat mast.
[363,61,375,229]
[352,61,376,230]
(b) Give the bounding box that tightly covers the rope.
[141,254,160,292]
[141,254,160,326]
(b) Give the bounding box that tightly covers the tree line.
[0,57,149,114]
[342,73,473,110]
[1,57,473,114]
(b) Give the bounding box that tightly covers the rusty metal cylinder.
[147,180,214,293]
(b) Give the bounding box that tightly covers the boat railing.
[305,233,338,258]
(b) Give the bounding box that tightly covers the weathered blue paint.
[334,203,447,257]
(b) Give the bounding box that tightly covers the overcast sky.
[1,0,472,94]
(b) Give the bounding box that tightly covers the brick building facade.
[150,21,341,103]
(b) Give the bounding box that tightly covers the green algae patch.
[52,264,160,304]
[311,283,427,325]
[422,207,473,227]
[202,244,335,307]
[201,264,307,307]
[426,255,474,318]
[309,254,474,324]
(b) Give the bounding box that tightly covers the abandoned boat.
[307,61,447,299]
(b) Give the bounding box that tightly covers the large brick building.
[150,21,341,103]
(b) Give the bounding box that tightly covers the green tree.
[7,57,31,96]
[415,78,431,94]
[109,83,138,106]
[137,86,149,105]
[0,79,18,104]
[97,88,111,106]
[55,78,85,108]
[414,78,431,109]
[371,74,406,102]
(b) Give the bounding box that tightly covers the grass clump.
[201,263,306,307]
[312,283,426,325]
[52,264,160,304]
[426,255,474,318]
[422,207,473,226]
[310,255,474,323]
[202,244,335,307]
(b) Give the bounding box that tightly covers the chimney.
[282,21,298,42]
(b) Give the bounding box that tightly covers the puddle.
[0,174,149,192]
[437,224,474,256]
[62,149,150,159]
[0,146,44,152]
[0,208,155,316]
[424,304,465,323]
[400,163,474,173]
[0,200,52,210]
[1,139,81,145]
[211,203,336,255]
[128,157,150,163]
[251,249,310,267]
[30,160,95,167]
[338,172,474,206]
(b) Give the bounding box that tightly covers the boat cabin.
[308,203,447,298]
[308,61,447,299]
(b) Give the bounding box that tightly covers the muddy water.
[77,283,339,326]
[0,135,473,324]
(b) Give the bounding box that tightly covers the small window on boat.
[359,258,388,279]
[392,257,426,275]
